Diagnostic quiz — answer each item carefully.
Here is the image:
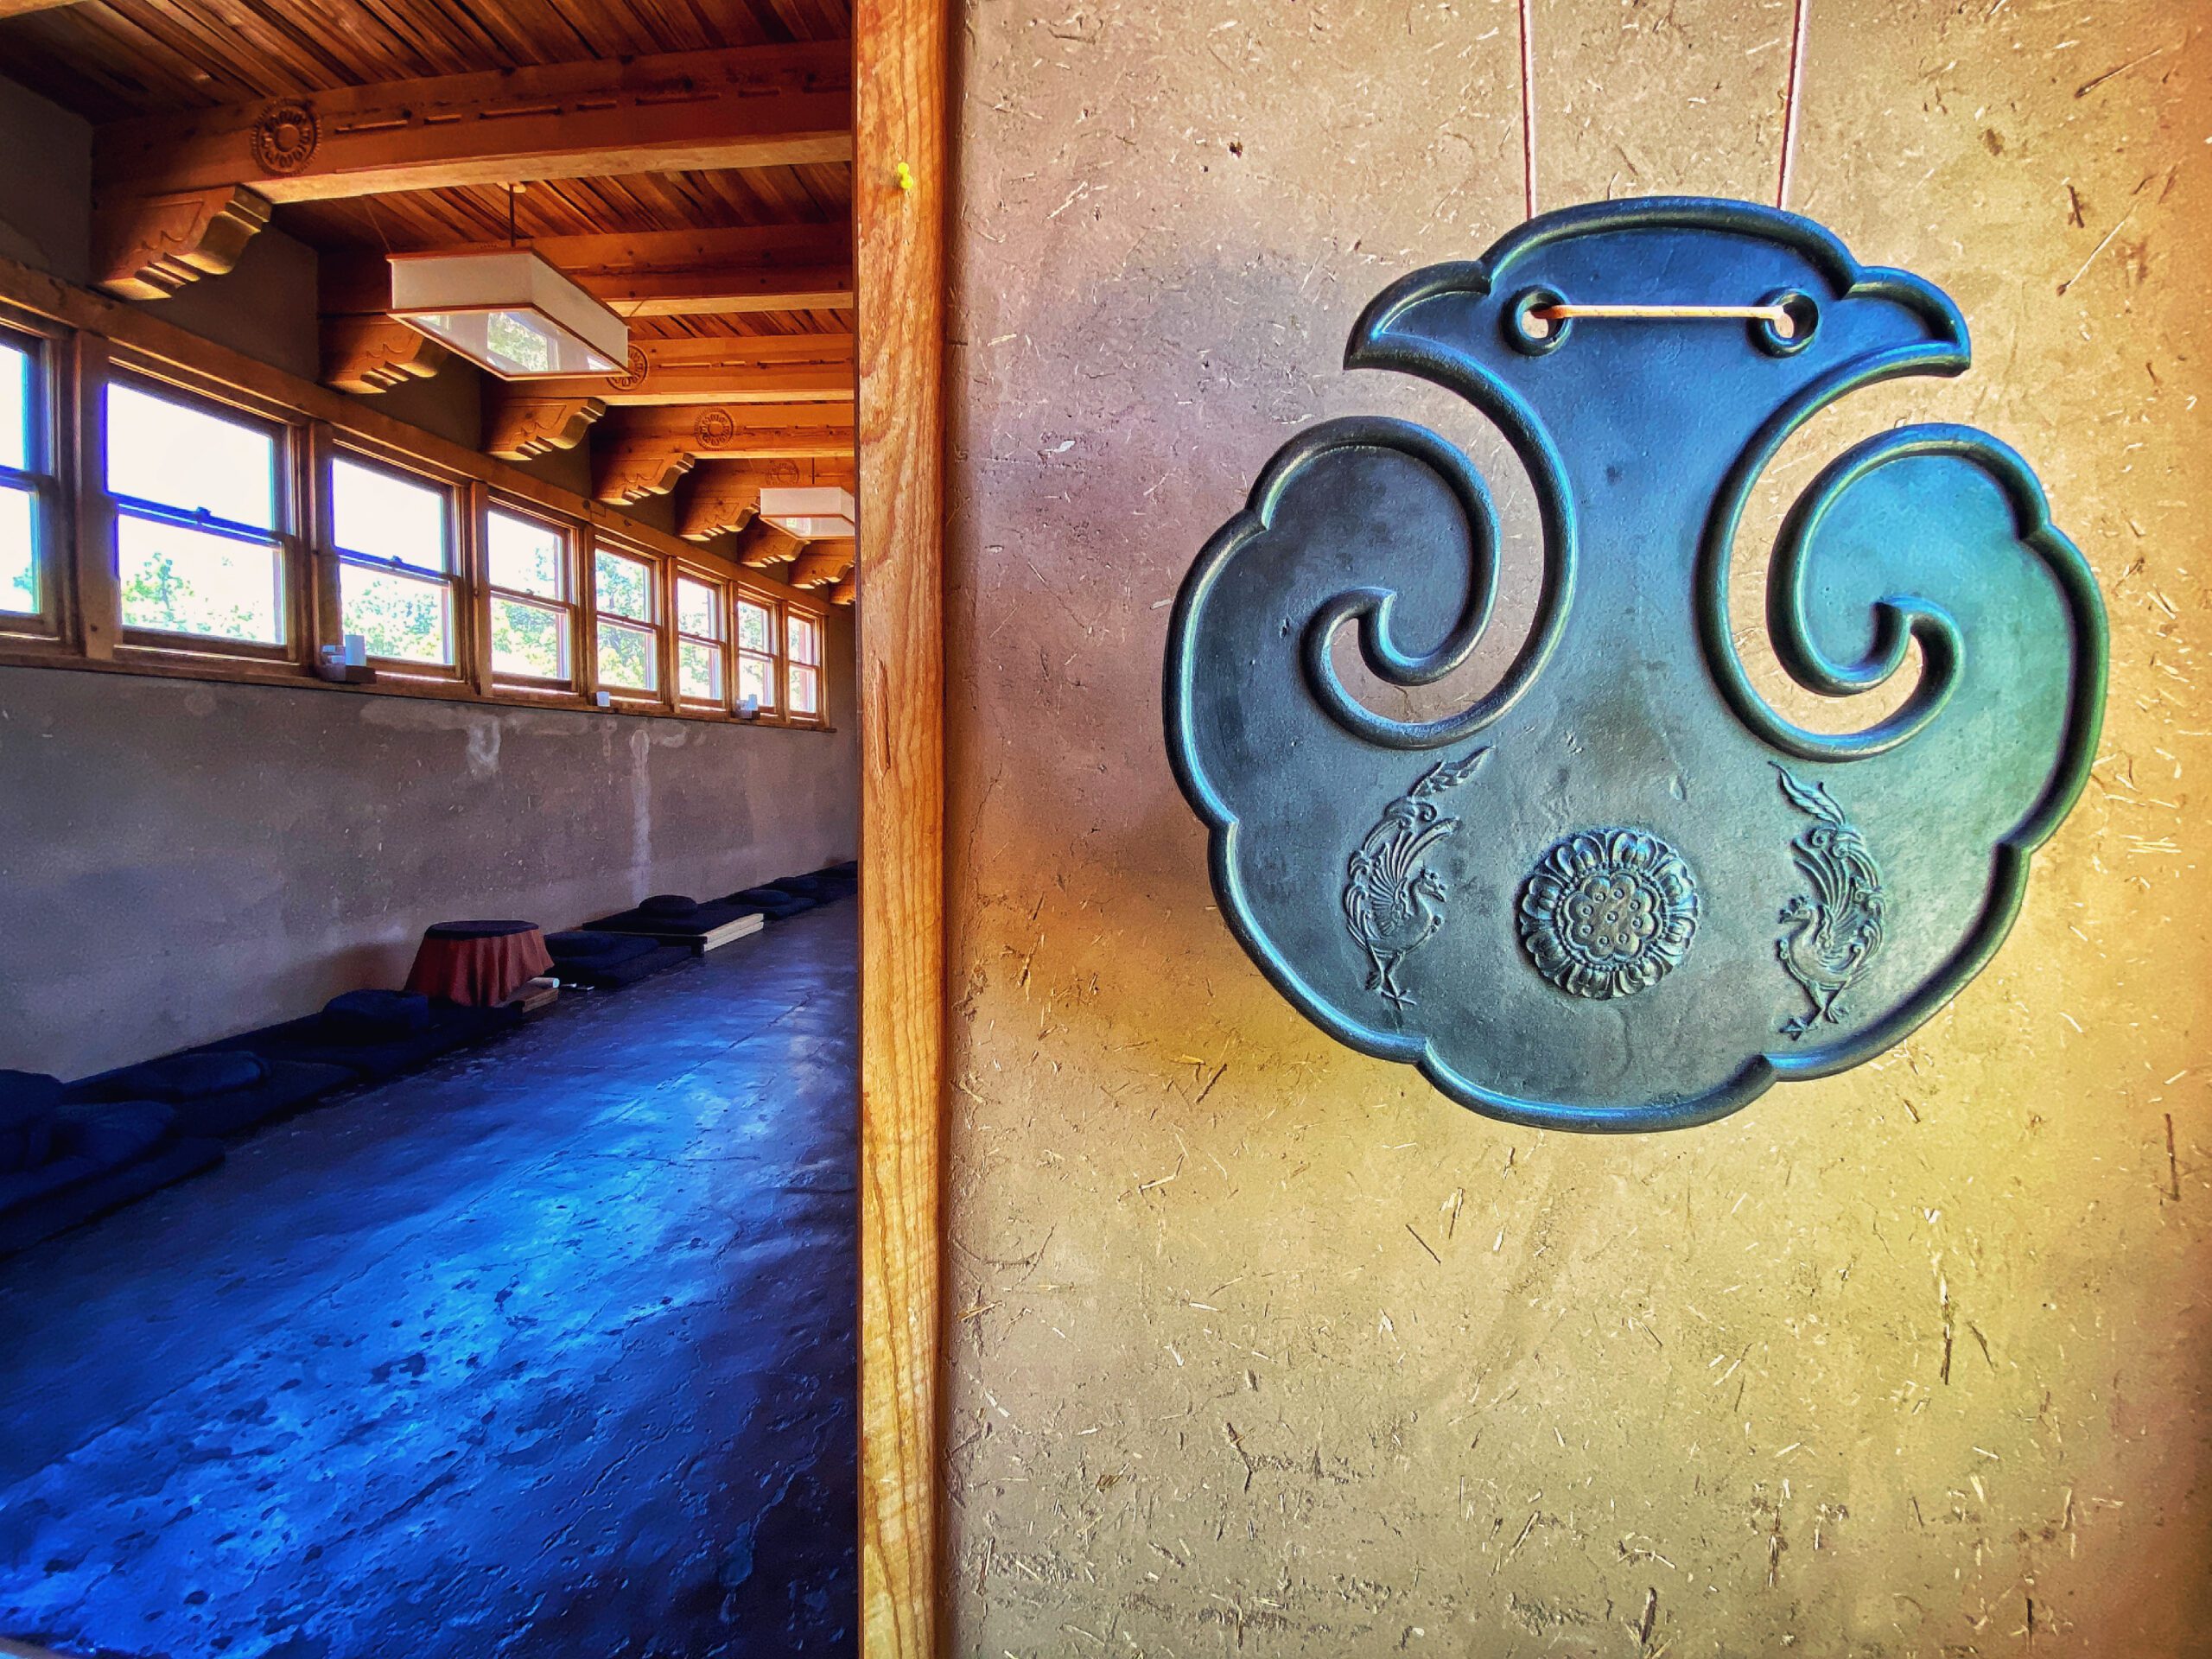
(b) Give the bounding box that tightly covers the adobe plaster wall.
[0,616,856,1079]
[943,1,2209,1652]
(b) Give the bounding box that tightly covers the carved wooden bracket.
[678,458,853,542]
[826,571,855,607]
[321,316,454,394]
[482,395,607,461]
[734,521,808,569]
[95,185,273,301]
[594,440,697,505]
[787,541,855,589]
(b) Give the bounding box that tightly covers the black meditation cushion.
[639,893,701,917]
[423,918,539,940]
[546,930,658,965]
[324,988,434,1039]
[728,886,815,918]
[0,1071,61,1174]
[0,1100,222,1260]
[74,1050,269,1104]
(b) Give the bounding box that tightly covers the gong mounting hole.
[1755,289,1820,355]
[1506,287,1571,355]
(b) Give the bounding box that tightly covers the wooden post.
[68,334,115,659]
[855,0,946,1648]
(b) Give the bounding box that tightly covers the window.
[594,544,658,694]
[486,507,573,684]
[108,380,286,646]
[675,572,726,705]
[735,594,777,714]
[331,455,454,666]
[0,333,42,620]
[786,608,823,719]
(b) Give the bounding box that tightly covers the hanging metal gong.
[1163,197,2107,1132]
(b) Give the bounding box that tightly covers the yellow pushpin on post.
[893,162,916,192]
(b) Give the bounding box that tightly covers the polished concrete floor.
[0,906,857,1659]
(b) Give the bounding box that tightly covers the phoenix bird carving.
[1773,767,1885,1039]
[1343,751,1488,1008]
[1164,196,2106,1131]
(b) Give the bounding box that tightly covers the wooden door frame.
[853,0,948,1652]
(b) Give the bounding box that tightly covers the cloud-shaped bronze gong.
[1164,198,2107,1132]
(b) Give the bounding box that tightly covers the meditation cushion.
[74,1050,268,1104]
[639,894,701,918]
[0,1071,60,1173]
[727,886,815,919]
[546,930,658,966]
[54,1101,175,1167]
[324,988,433,1040]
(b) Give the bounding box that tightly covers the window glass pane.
[341,561,451,664]
[787,613,821,666]
[788,664,819,716]
[679,639,723,702]
[118,516,283,642]
[594,550,653,621]
[0,340,28,473]
[597,619,658,690]
[677,575,721,639]
[737,652,774,710]
[492,596,569,681]
[332,456,449,571]
[488,511,564,598]
[737,599,773,653]
[106,383,275,529]
[1,484,35,614]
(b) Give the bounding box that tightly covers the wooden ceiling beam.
[94,43,852,206]
[319,226,853,320]
[531,353,853,408]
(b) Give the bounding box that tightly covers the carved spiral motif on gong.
[1518,830,1700,1000]
[251,102,320,175]
[694,408,735,448]
[608,346,650,391]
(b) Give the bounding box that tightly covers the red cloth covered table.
[404,920,554,1007]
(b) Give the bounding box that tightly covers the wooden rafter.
[594,404,855,502]
[484,394,607,461]
[320,315,454,393]
[320,226,853,320]
[94,43,852,206]
[526,335,855,406]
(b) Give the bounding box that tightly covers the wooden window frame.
[0,250,837,735]
[0,308,66,645]
[732,585,782,721]
[327,442,467,682]
[102,363,302,668]
[784,600,828,726]
[672,563,731,712]
[588,534,664,705]
[482,496,580,696]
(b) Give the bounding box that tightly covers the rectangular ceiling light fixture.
[388,250,628,379]
[760,486,856,540]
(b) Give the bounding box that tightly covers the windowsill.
[0,644,839,732]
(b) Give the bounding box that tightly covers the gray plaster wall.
[0,613,857,1078]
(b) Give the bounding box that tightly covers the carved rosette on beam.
[1163,197,2108,1133]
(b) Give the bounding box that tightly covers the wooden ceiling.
[0,0,859,601]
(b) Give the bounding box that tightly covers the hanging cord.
[1511,0,1814,338]
[1777,0,1811,210]
[1517,0,1539,220]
